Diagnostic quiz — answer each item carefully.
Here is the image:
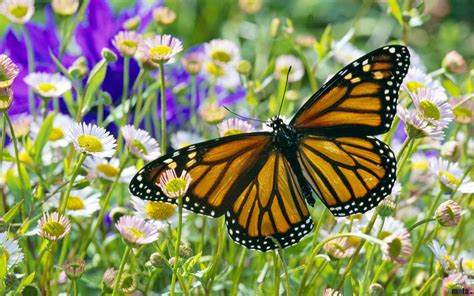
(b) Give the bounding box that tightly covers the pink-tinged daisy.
[410,87,453,128]
[441,273,470,296]
[435,200,462,227]
[38,212,71,241]
[273,55,304,82]
[217,118,253,137]
[396,106,444,140]
[157,169,192,199]
[139,34,183,63]
[112,31,141,57]
[115,215,159,246]
[0,54,19,88]
[0,88,13,112]
[402,67,447,99]
[430,158,474,193]
[121,125,160,161]
[381,229,412,264]
[130,195,189,230]
[65,122,117,158]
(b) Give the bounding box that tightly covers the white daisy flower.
[410,87,453,128]
[217,118,253,137]
[130,195,188,230]
[273,55,304,82]
[51,0,79,16]
[331,38,364,65]
[170,131,204,149]
[0,232,24,268]
[459,252,474,277]
[24,72,72,98]
[6,113,33,138]
[372,216,407,240]
[65,122,116,158]
[0,0,34,24]
[139,34,183,63]
[49,187,101,217]
[83,156,136,183]
[397,106,444,140]
[157,169,192,199]
[38,212,71,241]
[204,39,240,67]
[430,158,474,193]
[30,113,75,148]
[402,67,446,99]
[121,125,160,161]
[429,240,457,274]
[203,60,240,88]
[407,47,426,72]
[198,102,227,124]
[112,31,141,57]
[115,215,159,246]
[0,54,19,88]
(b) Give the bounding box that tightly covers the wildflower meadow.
[0,0,473,295]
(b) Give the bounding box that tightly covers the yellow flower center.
[223,129,243,136]
[131,139,147,155]
[387,237,402,258]
[464,259,474,272]
[67,196,85,210]
[19,151,33,166]
[206,62,225,77]
[379,230,392,240]
[145,201,176,220]
[0,246,10,262]
[178,142,191,149]
[96,163,119,177]
[9,5,28,18]
[210,50,231,63]
[165,178,187,195]
[412,159,429,171]
[279,66,291,76]
[37,82,58,94]
[125,227,145,239]
[0,93,10,103]
[442,255,457,271]
[419,100,441,120]
[150,45,172,57]
[406,81,424,93]
[42,221,65,237]
[439,171,460,186]
[120,40,138,49]
[48,126,64,141]
[77,135,103,153]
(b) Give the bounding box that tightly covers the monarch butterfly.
[130,45,410,251]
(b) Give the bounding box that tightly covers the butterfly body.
[130,45,410,251]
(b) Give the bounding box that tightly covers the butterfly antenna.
[223,106,268,123]
[277,66,292,118]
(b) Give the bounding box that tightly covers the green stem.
[60,0,91,58]
[272,252,280,296]
[112,246,131,296]
[4,113,27,218]
[59,153,87,214]
[170,195,183,296]
[133,69,146,127]
[71,279,78,296]
[0,114,6,185]
[277,249,290,296]
[21,25,36,117]
[415,273,439,296]
[159,63,167,155]
[117,56,130,152]
[401,189,443,286]
[79,157,130,258]
[230,248,246,296]
[396,137,415,176]
[407,217,435,232]
[371,261,387,284]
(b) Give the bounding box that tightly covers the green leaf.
[388,0,404,26]
[33,112,55,165]
[343,272,354,296]
[2,200,23,223]
[0,250,7,280]
[442,78,461,96]
[16,272,36,293]
[82,59,108,114]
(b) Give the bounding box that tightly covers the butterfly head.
[268,116,299,151]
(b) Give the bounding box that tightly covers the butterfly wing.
[291,45,410,136]
[225,151,314,251]
[297,135,396,216]
[129,133,272,217]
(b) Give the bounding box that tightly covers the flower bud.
[123,16,141,31]
[435,200,462,227]
[238,0,262,14]
[0,88,13,112]
[68,56,89,78]
[63,257,85,280]
[150,252,166,268]
[120,272,137,294]
[179,244,193,258]
[440,140,461,162]
[369,283,384,296]
[295,34,316,49]
[102,268,117,289]
[270,17,280,38]
[199,103,226,124]
[52,0,79,16]
[182,53,202,75]
[153,7,176,26]
[168,256,176,268]
[236,60,252,75]
[286,90,299,101]
[442,51,466,74]
[377,198,396,217]
[101,48,118,63]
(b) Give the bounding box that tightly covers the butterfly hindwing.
[297,135,396,216]
[129,133,272,217]
[225,151,314,251]
[291,45,410,136]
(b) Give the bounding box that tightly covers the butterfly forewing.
[291,45,410,136]
[226,152,314,251]
[297,135,396,216]
[129,133,272,217]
